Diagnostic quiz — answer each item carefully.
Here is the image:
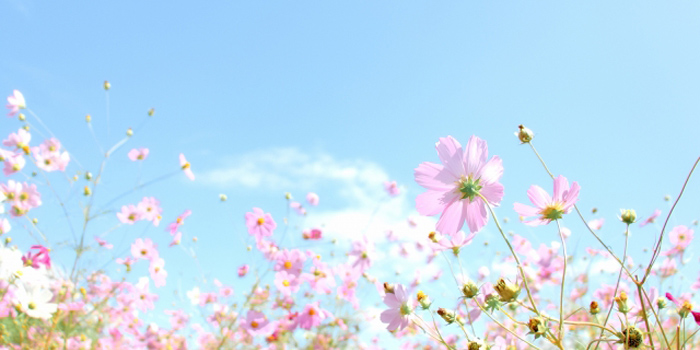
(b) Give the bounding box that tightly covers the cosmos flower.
[128,148,149,161]
[379,283,412,331]
[6,90,26,117]
[415,136,504,234]
[514,175,580,226]
[179,153,194,181]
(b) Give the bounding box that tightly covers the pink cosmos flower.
[297,301,333,330]
[0,219,10,235]
[275,271,301,296]
[179,153,194,181]
[380,283,412,331]
[348,236,374,272]
[6,90,26,116]
[640,209,661,227]
[137,197,162,226]
[588,218,604,230]
[169,232,182,247]
[514,175,580,226]
[166,209,192,234]
[241,310,270,336]
[117,204,142,225]
[384,181,400,196]
[415,136,504,234]
[2,180,42,216]
[302,228,323,240]
[430,231,477,255]
[131,238,159,261]
[3,153,25,176]
[666,293,700,325]
[238,264,249,277]
[3,129,31,153]
[32,138,70,172]
[306,192,319,206]
[274,249,306,276]
[22,245,51,268]
[94,236,113,249]
[290,201,306,215]
[149,258,167,288]
[128,148,149,161]
[663,225,694,256]
[245,207,276,239]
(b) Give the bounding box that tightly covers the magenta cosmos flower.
[415,136,504,234]
[513,175,580,226]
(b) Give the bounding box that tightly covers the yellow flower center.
[282,280,290,287]
[251,321,259,328]
[284,261,292,269]
[308,308,316,316]
[257,217,265,225]
[540,203,565,221]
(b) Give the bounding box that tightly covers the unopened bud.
[104,81,111,90]
[656,297,667,309]
[416,291,432,309]
[462,281,479,298]
[428,231,440,243]
[467,340,487,350]
[83,186,91,196]
[247,245,252,251]
[126,128,133,137]
[148,108,155,117]
[219,194,227,202]
[620,209,637,225]
[22,125,29,131]
[383,282,395,294]
[527,317,547,338]
[85,114,92,123]
[436,308,456,324]
[590,301,600,315]
[4,237,11,245]
[592,207,598,214]
[494,278,521,303]
[620,326,643,349]
[31,218,38,225]
[18,113,25,121]
[614,291,629,314]
[284,192,292,200]
[664,195,671,201]
[85,171,93,180]
[516,125,534,143]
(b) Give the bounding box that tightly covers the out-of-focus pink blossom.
[3,153,25,176]
[302,228,322,240]
[179,153,194,181]
[379,283,412,331]
[238,264,249,277]
[138,197,162,227]
[22,245,51,269]
[290,201,306,216]
[588,218,604,230]
[6,90,26,116]
[297,301,333,330]
[3,129,31,154]
[640,209,661,227]
[131,238,159,261]
[666,292,700,325]
[149,258,167,288]
[128,148,149,161]
[169,232,182,247]
[384,181,400,196]
[306,192,319,206]
[166,209,192,234]
[245,207,276,240]
[94,236,113,249]
[117,204,142,224]
[415,136,504,234]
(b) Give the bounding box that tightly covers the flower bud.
[428,231,440,243]
[466,339,487,350]
[416,291,431,309]
[615,291,629,314]
[284,192,292,200]
[85,171,93,180]
[494,278,521,303]
[516,125,534,143]
[85,114,92,123]
[619,326,643,349]
[619,209,637,225]
[18,113,25,121]
[656,297,667,309]
[590,301,600,315]
[383,282,395,295]
[148,108,155,117]
[679,301,693,319]
[436,308,456,324]
[126,127,133,137]
[219,194,227,202]
[31,218,38,225]
[4,237,11,245]
[527,317,547,338]
[104,81,111,91]
[84,186,92,196]
[462,281,479,299]
[22,125,29,132]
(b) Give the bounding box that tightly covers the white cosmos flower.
[14,285,57,319]
[0,245,23,281]
[187,286,201,305]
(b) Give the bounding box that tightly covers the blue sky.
[2,0,700,346]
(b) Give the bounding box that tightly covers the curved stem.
[555,220,567,343]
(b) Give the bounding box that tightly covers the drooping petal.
[435,136,465,178]
[464,136,488,176]
[436,200,466,235]
[666,292,680,306]
[414,162,455,191]
[526,185,551,209]
[416,190,459,216]
[562,181,580,212]
[387,314,402,331]
[380,309,399,324]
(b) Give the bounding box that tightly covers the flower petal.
[435,136,465,178]
[436,199,466,235]
[416,190,459,217]
[464,135,488,176]
[414,162,455,191]
[527,185,551,209]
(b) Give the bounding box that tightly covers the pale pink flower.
[179,153,194,181]
[514,175,580,226]
[588,218,604,230]
[658,258,678,278]
[3,181,41,216]
[380,283,412,331]
[3,129,31,153]
[274,249,306,276]
[348,236,374,272]
[669,225,693,250]
[306,192,319,206]
[238,264,249,277]
[94,236,113,249]
[297,301,333,330]
[241,310,270,336]
[131,238,159,261]
[245,207,276,239]
[302,228,322,240]
[431,230,477,255]
[149,258,167,287]
[6,90,26,116]
[128,148,149,161]
[384,181,400,196]
[137,197,162,226]
[640,209,661,227]
[3,153,25,176]
[169,232,182,247]
[415,136,504,234]
[32,138,69,172]
[274,270,300,296]
[290,201,306,215]
[116,204,142,225]
[0,218,10,235]
[166,209,191,234]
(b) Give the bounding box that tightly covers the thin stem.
[555,220,567,343]
[636,281,656,350]
[641,286,672,349]
[472,298,542,349]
